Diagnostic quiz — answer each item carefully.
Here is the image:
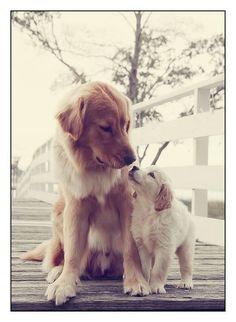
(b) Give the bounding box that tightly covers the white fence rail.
[131,109,223,145]
[16,76,224,246]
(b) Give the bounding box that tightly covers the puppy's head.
[128,166,173,212]
[56,82,136,169]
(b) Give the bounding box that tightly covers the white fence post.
[192,88,210,218]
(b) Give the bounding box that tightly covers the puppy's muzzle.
[128,165,140,182]
[130,165,139,172]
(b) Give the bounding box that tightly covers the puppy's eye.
[148,172,155,179]
[100,125,112,133]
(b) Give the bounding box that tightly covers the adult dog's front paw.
[150,282,166,294]
[45,273,80,306]
[47,265,63,284]
[177,279,193,290]
[124,276,151,296]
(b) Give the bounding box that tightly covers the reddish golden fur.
[22,82,150,305]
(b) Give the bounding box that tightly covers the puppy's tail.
[20,240,49,261]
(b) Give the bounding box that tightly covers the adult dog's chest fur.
[53,139,122,204]
[88,194,123,254]
[53,139,124,254]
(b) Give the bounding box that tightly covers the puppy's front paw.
[47,265,63,284]
[177,279,193,290]
[45,273,80,305]
[150,283,166,294]
[124,276,151,296]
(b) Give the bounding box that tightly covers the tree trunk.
[128,12,142,103]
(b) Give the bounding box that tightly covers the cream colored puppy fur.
[129,166,195,294]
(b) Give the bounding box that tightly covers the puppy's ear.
[155,183,173,212]
[56,98,85,140]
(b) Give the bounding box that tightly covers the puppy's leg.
[118,190,151,296]
[149,249,172,294]
[122,235,151,296]
[45,196,91,305]
[176,228,195,289]
[138,245,152,283]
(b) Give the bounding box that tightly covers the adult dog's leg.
[42,236,63,273]
[21,195,64,266]
[45,196,91,305]
[118,188,151,296]
[43,194,64,275]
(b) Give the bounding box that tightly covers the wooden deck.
[11,199,225,311]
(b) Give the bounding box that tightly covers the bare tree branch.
[141,12,152,30]
[151,142,170,165]
[136,144,149,165]
[68,52,131,74]
[12,13,86,83]
[49,18,62,60]
[147,58,176,96]
[119,12,135,33]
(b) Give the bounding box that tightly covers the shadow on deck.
[11,199,225,311]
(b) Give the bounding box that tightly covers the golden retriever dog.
[22,82,150,305]
[129,165,195,294]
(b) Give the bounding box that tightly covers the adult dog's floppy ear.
[155,183,173,212]
[56,97,85,140]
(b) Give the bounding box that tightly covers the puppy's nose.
[123,155,136,165]
[130,165,139,172]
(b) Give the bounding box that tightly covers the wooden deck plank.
[11,200,225,311]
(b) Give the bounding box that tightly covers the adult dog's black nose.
[130,165,139,172]
[123,155,136,166]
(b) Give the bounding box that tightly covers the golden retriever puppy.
[22,82,150,305]
[129,165,195,294]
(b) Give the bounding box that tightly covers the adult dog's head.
[128,166,173,212]
[56,82,136,169]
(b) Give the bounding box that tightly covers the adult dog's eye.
[148,172,155,179]
[100,125,112,133]
[126,121,130,133]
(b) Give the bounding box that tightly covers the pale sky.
[12,11,224,170]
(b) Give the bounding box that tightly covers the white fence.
[16,139,58,204]
[16,75,224,246]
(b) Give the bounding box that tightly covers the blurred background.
[11,11,224,219]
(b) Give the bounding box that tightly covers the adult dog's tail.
[20,240,50,261]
